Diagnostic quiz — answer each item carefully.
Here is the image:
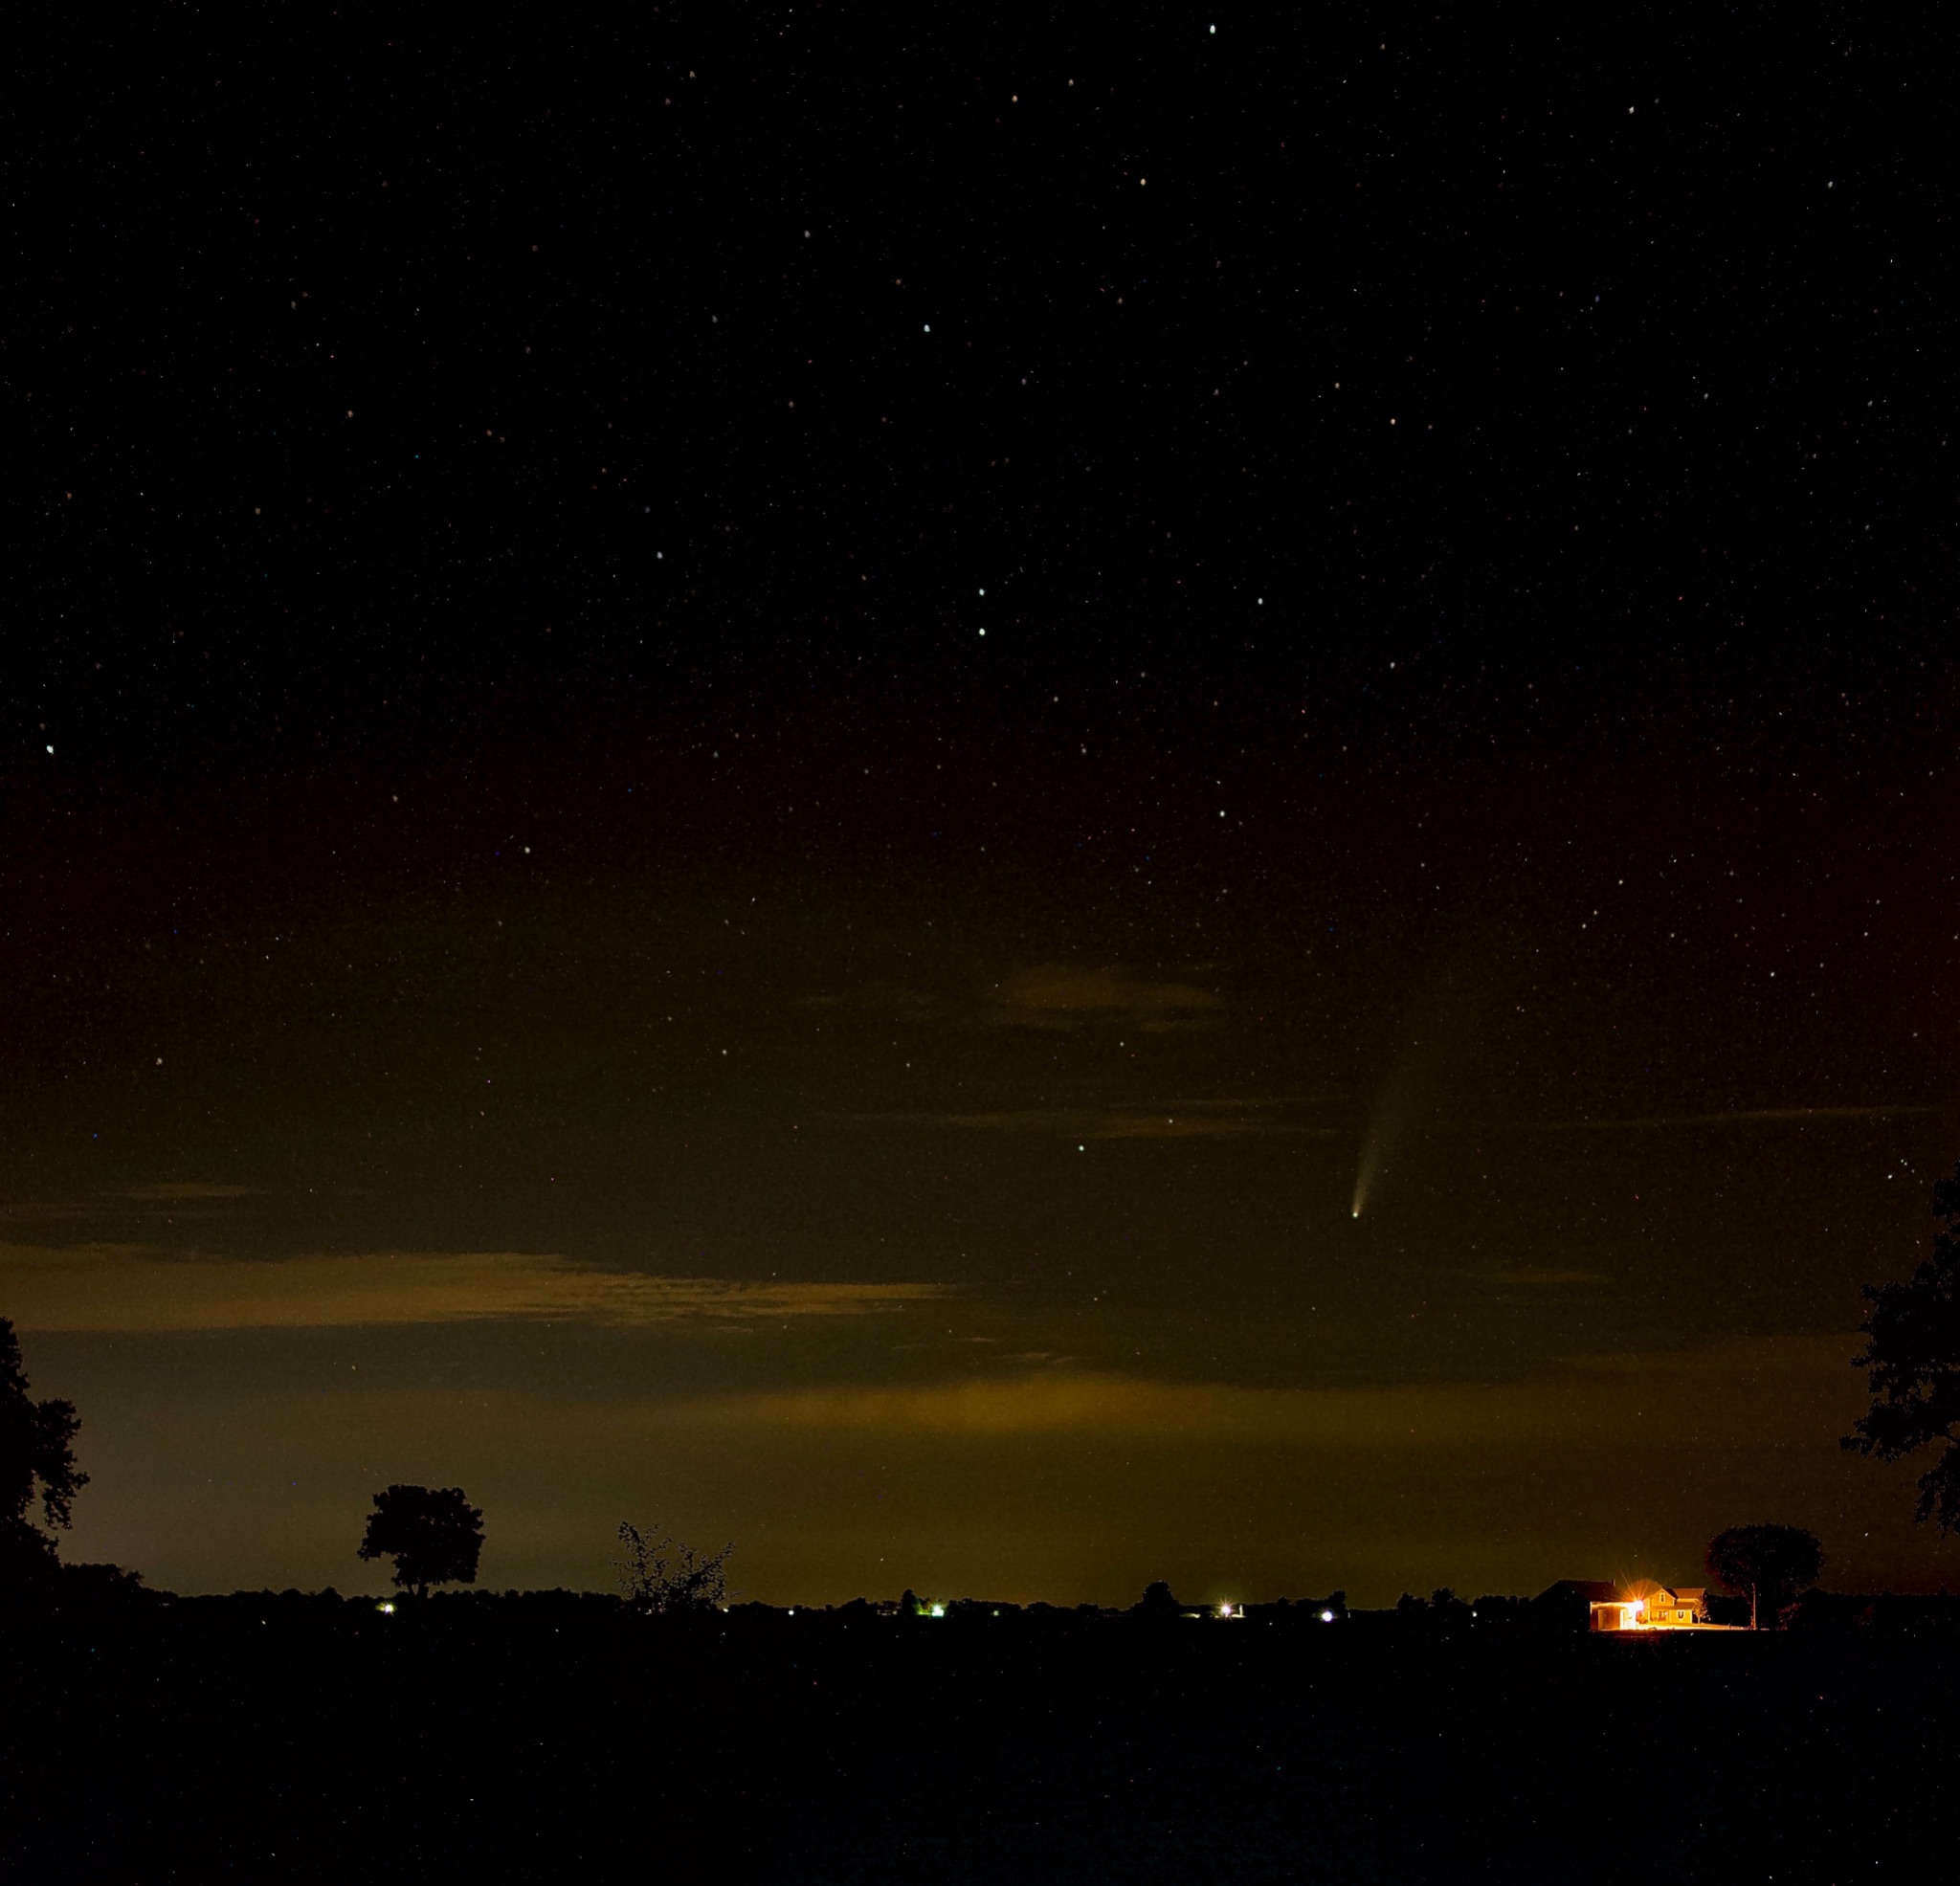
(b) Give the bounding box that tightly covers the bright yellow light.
[377,1602,395,1615]
[1218,1603,1234,1617]
[928,1603,947,1618]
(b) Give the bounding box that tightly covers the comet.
[1349,1091,1402,1220]
[1349,965,1478,1219]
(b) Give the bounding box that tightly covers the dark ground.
[1,1597,1948,1883]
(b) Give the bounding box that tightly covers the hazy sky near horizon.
[11,716,1960,1601]
[10,11,1960,1601]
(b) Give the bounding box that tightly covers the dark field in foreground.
[3,1600,1948,1883]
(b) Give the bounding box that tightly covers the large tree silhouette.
[0,1316,86,1586]
[1845,1161,1960,1528]
[1705,1524,1823,1630]
[357,1484,484,1599]
[1132,1580,1185,1620]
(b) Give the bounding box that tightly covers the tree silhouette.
[1705,1524,1823,1630]
[0,1316,86,1588]
[613,1520,731,1614]
[356,1484,483,1599]
[1132,1580,1184,1619]
[1845,1162,1960,1528]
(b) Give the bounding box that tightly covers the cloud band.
[0,1245,949,1334]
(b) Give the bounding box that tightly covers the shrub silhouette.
[356,1484,484,1599]
[613,1520,731,1614]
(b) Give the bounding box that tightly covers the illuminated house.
[1537,1580,1727,1631]
[1590,1583,1715,1631]
[1637,1586,1711,1629]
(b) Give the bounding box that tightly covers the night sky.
[9,10,1959,1603]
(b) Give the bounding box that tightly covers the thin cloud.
[835,1102,1332,1141]
[0,1184,260,1225]
[658,1335,1857,1451]
[122,1183,262,1204]
[0,1243,948,1334]
[133,1340,1862,1482]
[991,964,1221,1029]
[1479,1104,1940,1133]
[0,1201,98,1225]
